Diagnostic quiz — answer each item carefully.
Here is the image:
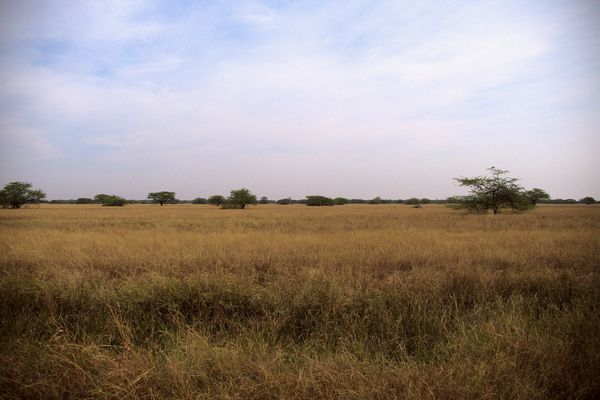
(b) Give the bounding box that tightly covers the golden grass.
[1,204,599,399]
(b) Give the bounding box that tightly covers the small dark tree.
[369,196,382,204]
[258,196,269,204]
[333,197,349,205]
[276,197,292,205]
[306,195,334,206]
[225,188,257,209]
[579,197,596,205]
[95,194,126,207]
[208,195,226,206]
[0,182,46,209]
[526,188,550,205]
[192,197,207,204]
[452,167,532,214]
[147,191,176,206]
[405,198,421,205]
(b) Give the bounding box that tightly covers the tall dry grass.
[1,204,599,399]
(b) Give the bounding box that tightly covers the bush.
[94,194,126,207]
[306,196,334,206]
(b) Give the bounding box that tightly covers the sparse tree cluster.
[3,171,593,212]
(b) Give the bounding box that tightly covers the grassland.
[0,204,599,399]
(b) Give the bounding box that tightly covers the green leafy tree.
[579,196,596,205]
[0,181,46,209]
[191,197,207,204]
[208,195,225,206]
[147,191,176,206]
[95,194,126,207]
[333,197,349,205]
[306,195,334,206]
[225,188,257,209]
[452,167,533,214]
[369,196,382,204]
[526,188,550,205]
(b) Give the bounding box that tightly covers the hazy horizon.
[1,0,599,200]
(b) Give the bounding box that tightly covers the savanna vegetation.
[1,203,599,399]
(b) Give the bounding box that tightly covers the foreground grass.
[0,204,599,399]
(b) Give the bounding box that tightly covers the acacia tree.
[224,188,257,209]
[147,191,176,206]
[0,181,46,209]
[452,167,533,214]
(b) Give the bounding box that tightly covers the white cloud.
[0,0,598,198]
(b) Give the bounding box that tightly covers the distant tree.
[452,167,533,214]
[369,196,382,204]
[94,194,110,204]
[306,195,334,206]
[333,197,349,205]
[405,198,421,205]
[147,191,176,206]
[224,188,257,209]
[0,182,46,209]
[208,195,226,206]
[191,197,207,204]
[258,196,269,204]
[579,196,596,205]
[526,188,550,205]
[95,194,126,207]
[75,197,94,204]
[420,198,432,204]
[276,197,292,205]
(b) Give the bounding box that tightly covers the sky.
[0,0,598,200]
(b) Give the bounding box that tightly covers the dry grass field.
[1,204,599,399]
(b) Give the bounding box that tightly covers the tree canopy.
[208,195,226,206]
[0,181,46,209]
[147,191,176,206]
[224,188,257,209]
[306,195,334,206]
[452,167,537,214]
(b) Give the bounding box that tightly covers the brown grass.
[1,204,599,399]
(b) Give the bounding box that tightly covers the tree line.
[1,167,597,211]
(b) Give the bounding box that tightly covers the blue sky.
[0,0,598,199]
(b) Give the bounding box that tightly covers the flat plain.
[1,204,599,399]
